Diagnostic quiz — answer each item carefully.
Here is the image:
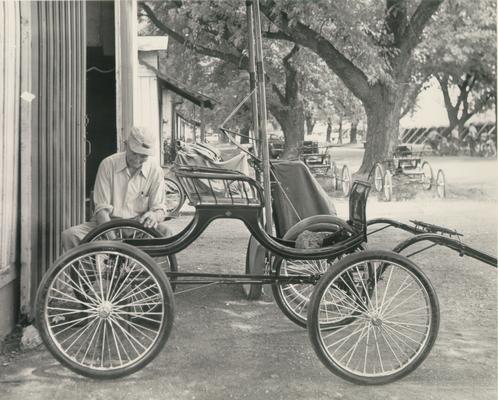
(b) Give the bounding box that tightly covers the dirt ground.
[1,149,497,400]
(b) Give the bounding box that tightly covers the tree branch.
[140,2,248,69]
[271,82,286,104]
[259,0,372,104]
[263,30,293,41]
[398,0,443,57]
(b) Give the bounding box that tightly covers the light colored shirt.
[93,152,166,219]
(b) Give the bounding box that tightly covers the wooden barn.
[0,0,214,344]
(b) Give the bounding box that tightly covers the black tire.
[271,215,357,328]
[421,161,433,190]
[35,242,175,379]
[307,250,439,385]
[243,236,265,300]
[164,177,185,214]
[80,219,178,292]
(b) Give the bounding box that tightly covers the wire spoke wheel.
[383,171,393,202]
[36,243,175,379]
[341,165,351,197]
[274,258,331,328]
[80,220,178,293]
[421,161,433,190]
[308,251,439,385]
[164,177,185,214]
[272,216,359,328]
[436,169,446,198]
[371,163,385,192]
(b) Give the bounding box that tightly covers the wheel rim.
[373,164,384,192]
[315,259,434,378]
[277,259,330,324]
[383,172,392,201]
[44,251,167,372]
[421,162,433,190]
[342,166,351,196]
[164,179,183,213]
[87,227,173,285]
[91,227,156,241]
[436,170,445,198]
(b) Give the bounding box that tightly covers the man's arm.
[93,158,114,226]
[139,165,167,229]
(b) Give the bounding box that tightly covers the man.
[62,126,170,250]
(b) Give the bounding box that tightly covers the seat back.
[348,180,371,234]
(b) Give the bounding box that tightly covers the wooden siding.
[0,2,20,288]
[19,2,86,316]
[136,72,161,160]
[115,0,137,150]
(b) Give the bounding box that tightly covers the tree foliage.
[140,0,365,157]
[417,0,496,130]
[259,0,444,173]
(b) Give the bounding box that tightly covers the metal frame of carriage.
[35,163,496,385]
[368,145,446,201]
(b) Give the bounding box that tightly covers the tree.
[418,0,496,133]
[259,0,443,174]
[140,1,350,159]
[140,1,303,158]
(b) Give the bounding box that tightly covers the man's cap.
[127,126,154,156]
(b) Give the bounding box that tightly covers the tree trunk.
[350,120,358,144]
[358,86,402,176]
[271,104,305,159]
[305,113,315,135]
[326,121,332,142]
[338,117,343,144]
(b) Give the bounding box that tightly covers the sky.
[400,79,496,129]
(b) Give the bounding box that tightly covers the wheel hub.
[369,311,383,327]
[97,301,113,319]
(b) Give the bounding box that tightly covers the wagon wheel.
[78,220,178,295]
[164,177,185,214]
[436,169,446,198]
[35,242,175,379]
[243,236,265,300]
[383,171,393,201]
[421,161,433,190]
[272,215,359,329]
[341,165,351,197]
[307,250,439,385]
[368,162,385,192]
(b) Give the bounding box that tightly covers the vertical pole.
[246,1,259,159]
[200,102,205,143]
[252,0,272,234]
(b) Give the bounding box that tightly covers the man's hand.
[139,211,159,229]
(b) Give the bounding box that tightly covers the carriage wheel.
[383,171,393,201]
[272,216,358,329]
[436,169,446,198]
[35,242,175,379]
[80,219,178,292]
[341,165,351,197]
[370,163,385,192]
[243,236,265,300]
[307,250,439,385]
[164,177,185,214]
[421,161,433,190]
